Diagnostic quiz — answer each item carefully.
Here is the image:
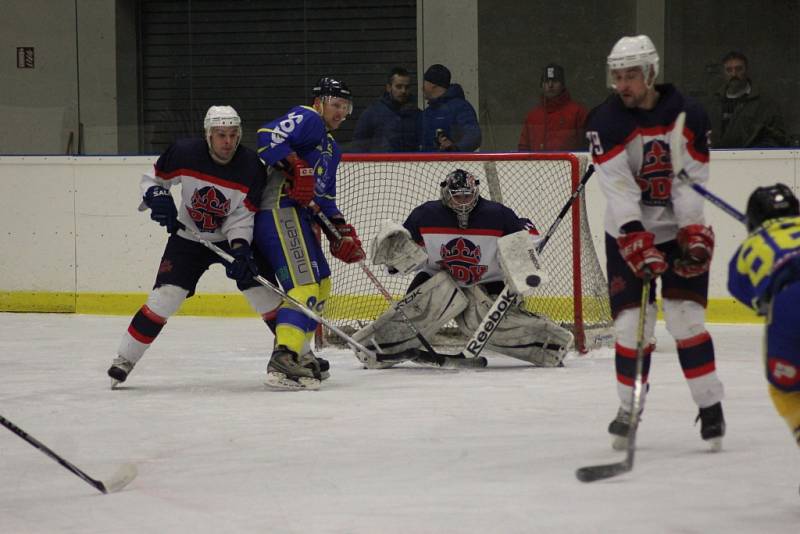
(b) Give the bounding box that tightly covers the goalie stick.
[1,414,137,494]
[670,111,747,224]
[409,164,596,362]
[311,206,484,369]
[171,222,378,367]
[575,273,652,483]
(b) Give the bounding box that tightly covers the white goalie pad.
[455,285,573,367]
[353,271,468,355]
[497,231,549,296]
[371,220,428,275]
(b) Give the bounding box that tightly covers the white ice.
[0,313,797,534]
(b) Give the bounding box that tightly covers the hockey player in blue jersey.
[354,168,573,368]
[254,77,365,390]
[729,184,800,453]
[108,105,282,387]
[586,35,726,451]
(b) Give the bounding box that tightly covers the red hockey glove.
[284,156,316,206]
[329,220,365,264]
[617,231,668,278]
[674,224,714,278]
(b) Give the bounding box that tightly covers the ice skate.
[107,356,135,389]
[696,402,725,452]
[304,350,330,380]
[608,406,640,451]
[265,346,322,391]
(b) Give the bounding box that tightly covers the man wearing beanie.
[518,63,588,151]
[421,63,481,152]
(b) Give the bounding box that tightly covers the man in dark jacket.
[351,67,421,152]
[421,64,481,152]
[709,51,791,148]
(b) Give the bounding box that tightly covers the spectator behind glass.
[710,51,790,148]
[421,64,481,152]
[518,63,588,151]
[350,67,421,152]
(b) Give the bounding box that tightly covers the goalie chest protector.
[403,198,535,287]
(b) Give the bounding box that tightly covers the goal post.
[320,152,612,353]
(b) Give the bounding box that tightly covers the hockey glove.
[617,231,667,278]
[144,185,178,233]
[284,156,316,206]
[674,224,714,278]
[329,219,366,264]
[225,240,259,282]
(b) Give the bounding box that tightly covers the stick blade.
[669,111,687,176]
[575,460,631,483]
[101,463,138,493]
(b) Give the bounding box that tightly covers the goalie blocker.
[357,223,573,367]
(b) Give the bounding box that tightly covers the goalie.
[355,168,574,367]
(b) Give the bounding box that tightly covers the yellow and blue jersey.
[728,216,800,313]
[256,105,341,219]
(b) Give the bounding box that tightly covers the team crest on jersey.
[636,139,673,207]
[187,186,231,231]
[438,237,488,284]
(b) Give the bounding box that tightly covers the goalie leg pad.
[371,220,428,275]
[455,285,573,367]
[353,270,468,355]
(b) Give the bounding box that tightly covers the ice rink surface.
[1,313,798,533]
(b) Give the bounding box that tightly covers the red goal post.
[321,152,612,353]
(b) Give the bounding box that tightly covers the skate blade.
[611,435,628,451]
[110,378,122,390]
[707,437,723,452]
[102,463,138,493]
[265,372,321,391]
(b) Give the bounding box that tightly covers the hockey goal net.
[320,152,612,353]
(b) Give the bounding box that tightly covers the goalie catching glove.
[282,154,316,206]
[674,224,714,278]
[617,230,667,278]
[327,217,365,263]
[371,220,427,275]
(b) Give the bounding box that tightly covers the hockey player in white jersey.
[586,35,726,450]
[355,168,573,368]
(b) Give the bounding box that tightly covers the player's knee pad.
[353,270,467,354]
[146,285,188,318]
[614,303,657,349]
[663,299,707,340]
[241,286,282,317]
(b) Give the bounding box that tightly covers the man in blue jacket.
[351,67,421,152]
[421,64,482,152]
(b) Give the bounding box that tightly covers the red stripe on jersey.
[140,305,167,325]
[244,198,258,212]
[683,127,710,163]
[592,128,641,164]
[127,324,155,344]
[615,342,655,358]
[676,331,711,349]
[419,226,504,237]
[683,361,716,379]
[156,168,251,194]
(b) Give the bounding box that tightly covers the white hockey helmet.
[203,105,242,157]
[606,35,659,89]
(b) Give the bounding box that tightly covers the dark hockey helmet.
[312,76,353,116]
[440,169,480,227]
[745,183,799,231]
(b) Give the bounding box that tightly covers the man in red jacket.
[518,63,588,151]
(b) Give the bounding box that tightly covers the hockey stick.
[309,207,480,368]
[670,111,746,223]
[410,164,596,362]
[172,222,378,366]
[1,414,137,494]
[575,273,651,482]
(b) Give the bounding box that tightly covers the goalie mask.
[745,183,800,231]
[203,105,242,163]
[441,169,480,228]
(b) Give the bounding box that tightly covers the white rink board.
[1,151,799,298]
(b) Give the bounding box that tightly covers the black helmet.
[312,77,352,100]
[745,183,799,231]
[440,169,480,228]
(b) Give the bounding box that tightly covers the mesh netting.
[320,153,612,351]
